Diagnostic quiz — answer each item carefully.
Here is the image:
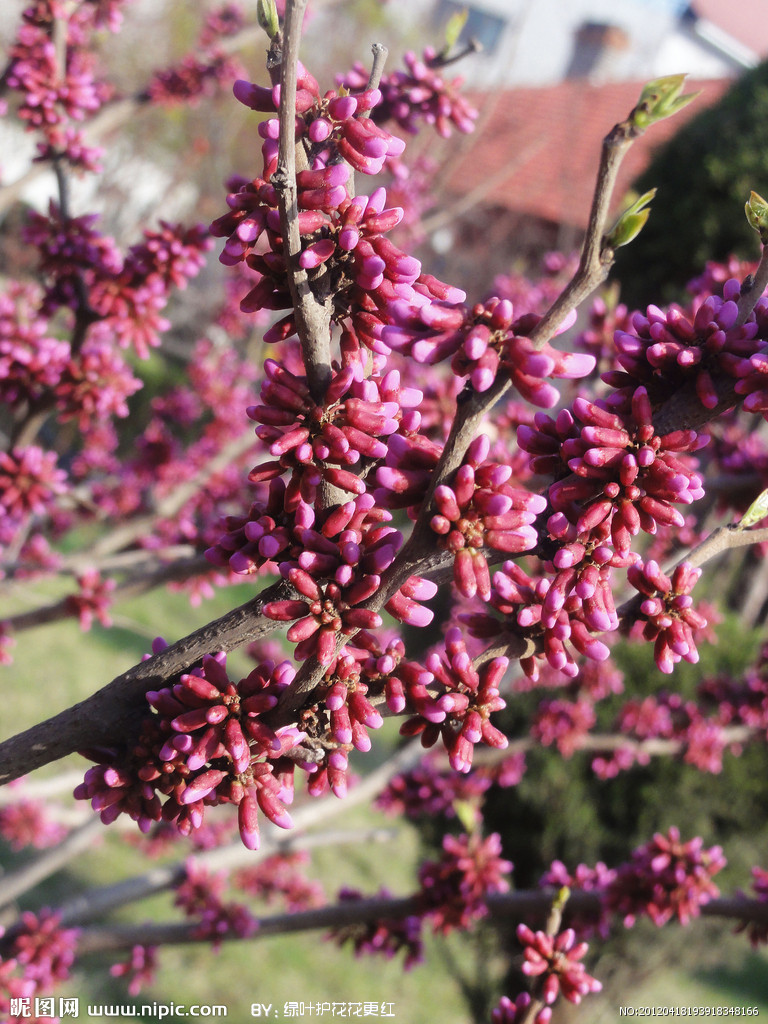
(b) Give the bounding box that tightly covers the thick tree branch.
[0,577,294,785]
[71,887,768,956]
[271,0,333,405]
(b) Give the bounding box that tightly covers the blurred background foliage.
[614,58,768,307]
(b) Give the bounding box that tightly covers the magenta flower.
[0,799,67,851]
[384,294,590,399]
[8,20,105,133]
[463,559,610,683]
[205,478,308,576]
[419,831,512,933]
[517,922,602,1005]
[109,944,158,997]
[6,909,79,990]
[248,360,400,504]
[174,861,257,946]
[531,698,596,758]
[397,628,508,772]
[339,47,479,138]
[626,560,708,673]
[607,827,726,927]
[0,283,70,407]
[609,279,766,409]
[539,860,616,938]
[429,434,546,600]
[492,993,551,1024]
[75,652,302,849]
[236,850,325,912]
[377,752,494,822]
[64,569,115,630]
[0,446,67,522]
[521,387,707,565]
[55,338,142,427]
[263,494,404,663]
[330,886,423,969]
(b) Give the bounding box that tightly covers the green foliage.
[606,189,656,250]
[613,60,768,306]
[631,75,700,130]
[487,611,766,891]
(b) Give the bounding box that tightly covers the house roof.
[689,0,768,62]
[442,77,730,231]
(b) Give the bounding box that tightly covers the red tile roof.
[443,78,730,231]
[691,0,768,60]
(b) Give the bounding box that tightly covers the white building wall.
[393,0,755,87]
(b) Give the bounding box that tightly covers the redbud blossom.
[516,922,602,1005]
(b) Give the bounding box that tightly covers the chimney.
[566,21,630,81]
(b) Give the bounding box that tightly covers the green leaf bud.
[631,75,700,130]
[739,487,768,528]
[443,8,469,53]
[257,0,280,39]
[606,189,656,249]
[745,191,768,245]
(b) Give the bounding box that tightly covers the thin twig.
[0,817,104,910]
[526,116,642,351]
[736,245,768,326]
[365,43,388,94]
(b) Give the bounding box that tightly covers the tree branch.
[271,0,333,406]
[71,887,768,956]
[0,576,294,785]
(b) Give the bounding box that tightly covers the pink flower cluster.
[7,3,110,168]
[609,280,768,410]
[248,362,402,503]
[236,851,325,912]
[492,992,550,1024]
[514,372,714,672]
[339,47,479,138]
[540,859,617,939]
[331,887,423,969]
[399,628,509,773]
[211,68,472,361]
[530,698,596,757]
[174,860,257,946]
[606,827,726,927]
[384,294,591,400]
[0,910,78,1016]
[0,798,67,851]
[109,944,158,997]
[520,389,706,567]
[0,446,67,543]
[428,434,546,600]
[418,831,512,933]
[463,559,611,682]
[75,645,304,850]
[256,493,435,662]
[376,752,500,822]
[23,207,211,358]
[516,922,602,1006]
[64,569,115,631]
[147,3,246,107]
[626,560,707,673]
